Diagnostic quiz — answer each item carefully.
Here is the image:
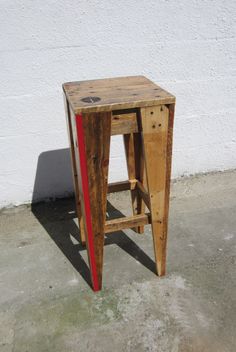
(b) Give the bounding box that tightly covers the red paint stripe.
[75,114,100,292]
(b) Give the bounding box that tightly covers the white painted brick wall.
[0,0,236,207]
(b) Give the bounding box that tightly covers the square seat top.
[63,75,175,114]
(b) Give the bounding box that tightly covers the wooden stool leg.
[141,104,174,276]
[75,112,111,291]
[123,133,146,233]
[64,94,86,245]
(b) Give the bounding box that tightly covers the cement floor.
[0,170,236,352]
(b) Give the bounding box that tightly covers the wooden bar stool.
[63,76,175,291]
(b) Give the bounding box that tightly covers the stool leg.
[75,112,111,291]
[64,94,86,245]
[141,104,174,276]
[123,133,146,233]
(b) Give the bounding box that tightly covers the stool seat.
[63,75,175,291]
[63,75,175,114]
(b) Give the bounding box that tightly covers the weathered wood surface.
[123,132,146,233]
[63,76,175,113]
[108,180,136,193]
[111,111,138,135]
[74,111,111,291]
[63,93,86,245]
[141,104,174,276]
[105,213,151,234]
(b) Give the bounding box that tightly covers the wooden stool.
[63,76,175,291]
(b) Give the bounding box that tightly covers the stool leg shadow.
[31,200,93,289]
[31,198,156,290]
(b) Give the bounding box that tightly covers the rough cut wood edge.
[67,97,176,114]
[105,213,151,233]
[62,76,176,114]
[63,93,86,245]
[162,103,175,271]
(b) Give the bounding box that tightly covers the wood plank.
[123,130,146,233]
[64,76,150,91]
[63,93,86,245]
[111,112,138,135]
[108,180,137,193]
[75,111,111,291]
[141,104,174,276]
[105,213,151,233]
[63,75,175,113]
[162,104,175,271]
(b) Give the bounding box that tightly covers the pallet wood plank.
[63,93,86,245]
[111,112,138,135]
[141,104,173,276]
[105,213,151,233]
[75,111,111,291]
[108,180,137,193]
[63,76,175,114]
[123,133,145,233]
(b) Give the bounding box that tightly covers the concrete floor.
[0,170,236,352]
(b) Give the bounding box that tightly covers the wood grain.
[123,132,146,233]
[63,93,86,245]
[141,104,174,276]
[74,111,111,290]
[108,180,137,193]
[83,111,111,290]
[111,111,138,135]
[63,76,175,113]
[105,213,151,233]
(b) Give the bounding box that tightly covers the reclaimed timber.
[111,111,138,135]
[141,104,174,276]
[63,76,175,114]
[63,93,86,245]
[162,103,175,271]
[108,179,137,193]
[123,132,146,233]
[105,213,151,234]
[75,111,111,291]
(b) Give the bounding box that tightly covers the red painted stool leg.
[75,112,111,291]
